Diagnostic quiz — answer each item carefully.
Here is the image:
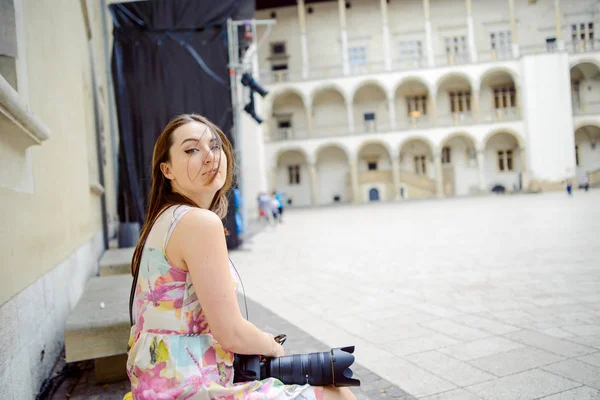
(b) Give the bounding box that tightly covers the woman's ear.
[160,162,174,180]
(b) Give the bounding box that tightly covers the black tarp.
[110,0,247,248]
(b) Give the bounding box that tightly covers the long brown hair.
[130,113,235,277]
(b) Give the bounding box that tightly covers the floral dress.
[127,206,323,399]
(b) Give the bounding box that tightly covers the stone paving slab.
[230,191,600,399]
[50,296,414,399]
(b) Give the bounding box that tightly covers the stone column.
[309,162,318,205]
[380,0,393,71]
[350,159,361,203]
[338,0,350,76]
[554,0,564,50]
[391,156,401,200]
[269,165,278,193]
[429,93,437,125]
[472,90,480,122]
[346,98,355,134]
[423,0,435,67]
[466,0,478,62]
[388,94,397,130]
[508,0,519,58]
[297,0,310,79]
[515,85,522,116]
[434,152,444,198]
[519,147,529,191]
[477,149,486,192]
[306,100,313,137]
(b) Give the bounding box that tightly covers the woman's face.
[162,121,228,201]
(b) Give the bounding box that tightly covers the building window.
[288,165,300,184]
[572,22,594,51]
[572,80,581,108]
[398,40,423,67]
[406,95,427,117]
[497,150,514,171]
[349,46,367,74]
[493,86,516,109]
[490,31,512,59]
[367,161,378,170]
[546,37,557,52]
[414,155,427,175]
[363,112,376,132]
[271,42,286,56]
[441,147,451,164]
[575,145,580,166]
[449,91,471,113]
[444,36,468,64]
[277,120,291,140]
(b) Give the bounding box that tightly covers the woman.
[127,114,355,400]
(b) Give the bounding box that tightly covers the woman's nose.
[204,149,215,164]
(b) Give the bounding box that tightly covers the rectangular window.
[546,37,557,52]
[271,42,287,55]
[349,46,367,74]
[406,95,428,116]
[575,145,580,166]
[571,22,594,51]
[442,147,451,164]
[288,165,300,185]
[398,40,423,67]
[497,150,514,171]
[493,86,517,109]
[414,155,427,175]
[444,35,468,64]
[367,161,378,171]
[449,91,472,113]
[363,112,376,132]
[490,30,512,59]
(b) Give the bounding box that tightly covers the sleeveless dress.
[127,205,324,400]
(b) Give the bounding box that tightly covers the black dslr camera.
[233,334,360,387]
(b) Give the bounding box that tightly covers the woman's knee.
[321,386,356,400]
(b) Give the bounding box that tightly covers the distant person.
[272,190,284,222]
[126,114,354,400]
[566,179,573,195]
[583,174,590,191]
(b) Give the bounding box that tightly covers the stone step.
[65,274,132,364]
[99,247,134,276]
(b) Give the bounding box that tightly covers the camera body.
[233,339,360,388]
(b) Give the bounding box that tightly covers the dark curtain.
[110,0,247,248]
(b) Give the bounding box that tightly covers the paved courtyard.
[232,190,600,399]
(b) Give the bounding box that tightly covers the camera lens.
[268,351,334,386]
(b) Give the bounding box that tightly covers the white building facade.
[250,0,600,207]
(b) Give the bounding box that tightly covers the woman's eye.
[211,144,221,150]
[185,148,198,154]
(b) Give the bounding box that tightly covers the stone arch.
[435,72,476,126]
[478,66,519,91]
[574,124,600,185]
[394,77,433,129]
[352,81,389,133]
[350,79,389,102]
[439,132,479,197]
[315,143,352,205]
[270,89,309,140]
[398,135,436,157]
[570,61,600,114]
[357,139,393,161]
[311,85,349,137]
[482,129,525,193]
[481,127,525,150]
[273,148,312,207]
[309,83,349,106]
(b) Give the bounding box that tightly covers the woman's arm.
[169,208,284,357]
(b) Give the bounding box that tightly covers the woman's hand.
[265,332,285,358]
[272,342,285,358]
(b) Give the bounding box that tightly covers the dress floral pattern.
[127,207,323,400]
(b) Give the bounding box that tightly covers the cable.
[229,257,249,321]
